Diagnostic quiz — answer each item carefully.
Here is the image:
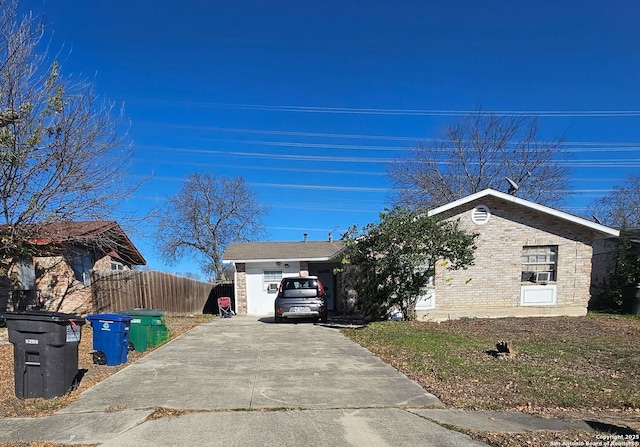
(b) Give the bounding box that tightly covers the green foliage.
[341,207,478,320]
[591,234,640,312]
[613,235,640,286]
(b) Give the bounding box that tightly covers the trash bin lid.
[118,309,164,317]
[0,310,85,325]
[87,313,133,323]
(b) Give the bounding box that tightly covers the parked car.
[274,276,328,323]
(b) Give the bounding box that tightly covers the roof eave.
[427,188,620,238]
[223,256,338,264]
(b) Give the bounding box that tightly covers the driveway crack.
[248,325,265,409]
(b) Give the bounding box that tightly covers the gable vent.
[471,205,491,225]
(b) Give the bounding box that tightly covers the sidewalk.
[0,317,596,446]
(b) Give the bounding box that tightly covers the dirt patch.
[0,443,95,447]
[461,429,606,447]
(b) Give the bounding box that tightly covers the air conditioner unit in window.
[535,271,551,282]
[267,283,278,293]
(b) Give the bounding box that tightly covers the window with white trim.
[111,261,125,271]
[264,270,283,293]
[521,246,557,283]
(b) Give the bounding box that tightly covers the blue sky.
[20,0,640,277]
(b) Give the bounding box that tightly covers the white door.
[246,273,276,315]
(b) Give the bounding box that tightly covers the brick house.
[2,221,146,314]
[418,189,620,321]
[223,240,345,316]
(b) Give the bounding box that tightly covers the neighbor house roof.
[29,221,146,266]
[622,227,640,244]
[223,240,345,263]
[428,188,620,238]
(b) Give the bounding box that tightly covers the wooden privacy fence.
[91,269,234,315]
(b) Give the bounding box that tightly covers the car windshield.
[283,279,317,290]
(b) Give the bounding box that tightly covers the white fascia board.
[223,256,335,263]
[428,189,620,238]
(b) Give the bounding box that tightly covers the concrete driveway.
[0,317,491,446]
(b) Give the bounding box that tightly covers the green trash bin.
[149,317,169,347]
[119,309,169,352]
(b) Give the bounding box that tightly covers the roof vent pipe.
[303,233,308,242]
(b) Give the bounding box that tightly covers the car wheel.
[274,315,282,323]
[321,313,328,323]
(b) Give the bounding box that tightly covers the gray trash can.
[0,311,85,399]
[623,283,640,315]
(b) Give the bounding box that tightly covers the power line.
[134,146,392,163]
[131,123,640,149]
[125,100,640,117]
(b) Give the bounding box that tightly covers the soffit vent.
[471,205,491,225]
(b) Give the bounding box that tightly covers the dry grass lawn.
[342,313,640,447]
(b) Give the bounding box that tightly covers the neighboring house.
[417,189,619,321]
[2,221,146,314]
[223,240,345,315]
[591,227,640,296]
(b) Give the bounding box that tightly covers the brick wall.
[235,263,248,315]
[419,197,595,321]
[34,255,92,314]
[34,254,124,314]
[300,261,309,276]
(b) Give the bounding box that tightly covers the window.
[16,258,36,290]
[282,278,317,290]
[111,262,125,271]
[521,246,557,282]
[264,270,283,282]
[71,250,94,286]
[264,270,283,293]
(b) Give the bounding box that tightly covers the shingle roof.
[32,221,120,240]
[223,240,345,263]
[28,221,146,266]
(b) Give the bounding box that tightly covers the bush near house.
[341,207,477,321]
[591,234,640,313]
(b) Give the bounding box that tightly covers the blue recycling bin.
[86,314,132,366]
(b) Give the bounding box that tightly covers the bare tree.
[0,1,134,275]
[389,111,569,209]
[589,176,640,228]
[155,173,268,280]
